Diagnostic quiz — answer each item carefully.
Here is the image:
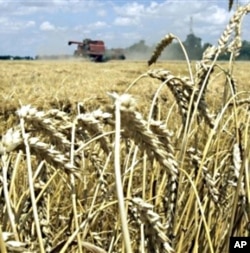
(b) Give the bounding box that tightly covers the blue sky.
[0,0,250,56]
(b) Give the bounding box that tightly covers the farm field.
[0,59,195,110]
[0,55,250,253]
[1,59,250,114]
[1,59,250,132]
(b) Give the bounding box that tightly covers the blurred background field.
[1,59,250,117]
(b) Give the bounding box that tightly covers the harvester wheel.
[119,55,126,60]
[95,55,103,62]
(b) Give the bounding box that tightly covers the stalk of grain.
[149,120,179,236]
[18,111,45,253]
[110,92,133,253]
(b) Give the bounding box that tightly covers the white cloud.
[73,25,91,38]
[0,17,36,33]
[113,1,233,45]
[57,26,68,31]
[114,2,145,17]
[0,0,104,16]
[195,5,230,25]
[88,21,107,29]
[52,0,105,13]
[97,9,107,17]
[145,1,162,14]
[121,32,142,40]
[113,1,173,18]
[114,17,139,26]
[73,21,107,33]
[40,21,55,31]
[208,6,230,25]
[26,20,36,28]
[0,17,8,25]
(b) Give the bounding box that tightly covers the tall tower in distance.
[190,16,194,35]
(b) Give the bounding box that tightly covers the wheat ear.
[108,93,179,176]
[148,33,175,66]
[148,69,215,128]
[130,197,174,253]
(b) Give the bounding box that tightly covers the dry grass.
[1,4,250,253]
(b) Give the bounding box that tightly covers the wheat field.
[1,4,250,253]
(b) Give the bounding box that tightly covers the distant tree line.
[125,34,250,61]
[0,55,34,60]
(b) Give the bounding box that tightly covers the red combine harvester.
[68,38,125,62]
